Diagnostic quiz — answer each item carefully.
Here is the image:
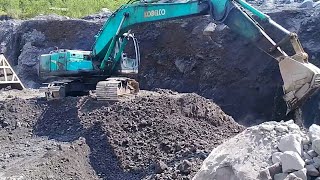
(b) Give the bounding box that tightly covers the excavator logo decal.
[144,9,166,18]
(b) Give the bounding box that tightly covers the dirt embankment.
[134,10,320,126]
[1,9,319,126]
[0,90,243,179]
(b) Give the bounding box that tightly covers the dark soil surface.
[0,5,319,180]
[0,90,244,179]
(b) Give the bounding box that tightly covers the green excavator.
[38,0,320,113]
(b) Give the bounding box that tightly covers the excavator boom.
[39,0,320,113]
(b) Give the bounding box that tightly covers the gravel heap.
[81,90,244,179]
[268,124,320,180]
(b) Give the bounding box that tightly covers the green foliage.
[0,0,128,19]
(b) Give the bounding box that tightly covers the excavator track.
[96,77,139,101]
[41,82,66,100]
[96,81,119,101]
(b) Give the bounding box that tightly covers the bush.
[0,0,128,19]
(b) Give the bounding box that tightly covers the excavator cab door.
[116,32,140,75]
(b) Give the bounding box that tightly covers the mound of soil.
[81,90,244,179]
[0,90,243,179]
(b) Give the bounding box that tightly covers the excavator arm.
[92,0,210,70]
[92,0,320,112]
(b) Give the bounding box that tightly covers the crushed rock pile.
[0,90,244,179]
[267,124,320,180]
[81,90,244,179]
[194,120,320,180]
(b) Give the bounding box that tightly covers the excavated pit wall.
[0,10,319,126]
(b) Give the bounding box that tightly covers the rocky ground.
[0,1,320,179]
[0,89,243,179]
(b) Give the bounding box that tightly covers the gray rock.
[298,0,313,8]
[259,124,274,131]
[287,123,300,132]
[312,139,320,155]
[314,1,320,7]
[280,151,305,173]
[177,160,192,175]
[291,168,307,180]
[258,168,272,180]
[174,58,196,74]
[203,22,217,36]
[307,150,317,158]
[274,173,288,180]
[313,157,320,168]
[275,125,289,133]
[306,164,319,176]
[302,136,310,145]
[82,8,112,20]
[272,152,283,164]
[268,162,283,178]
[214,165,238,180]
[309,124,320,141]
[285,173,303,180]
[302,152,312,160]
[305,159,313,165]
[154,160,168,174]
[278,134,302,155]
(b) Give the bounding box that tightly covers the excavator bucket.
[0,54,25,90]
[279,56,320,113]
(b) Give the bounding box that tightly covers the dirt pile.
[81,90,244,179]
[0,90,243,179]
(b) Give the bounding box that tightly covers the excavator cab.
[116,32,140,75]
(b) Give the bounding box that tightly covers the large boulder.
[278,134,302,155]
